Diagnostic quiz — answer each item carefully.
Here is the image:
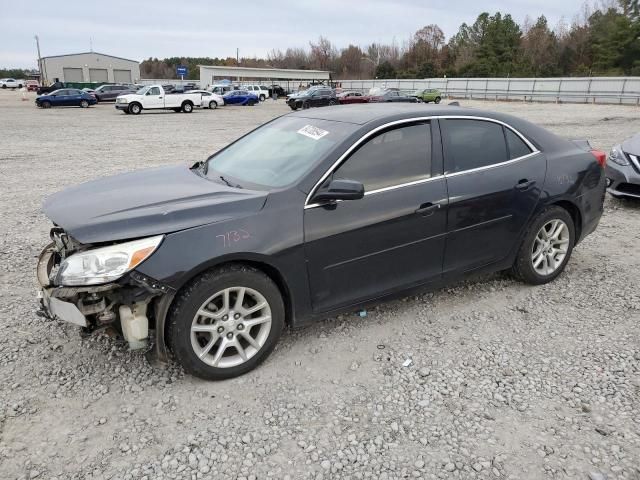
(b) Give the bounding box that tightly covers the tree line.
[138,1,640,80]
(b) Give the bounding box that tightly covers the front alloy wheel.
[167,265,284,380]
[191,287,272,368]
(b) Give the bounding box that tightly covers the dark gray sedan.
[606,134,640,199]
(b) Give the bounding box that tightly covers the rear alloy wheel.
[259,95,266,101]
[80,99,89,108]
[209,100,217,109]
[512,206,575,285]
[434,96,442,104]
[182,102,193,113]
[328,99,337,106]
[167,266,284,380]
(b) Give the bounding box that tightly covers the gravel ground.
[0,91,638,480]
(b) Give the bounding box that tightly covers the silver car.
[606,135,640,199]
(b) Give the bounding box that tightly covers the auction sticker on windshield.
[297,125,329,140]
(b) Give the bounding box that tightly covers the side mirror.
[312,178,364,203]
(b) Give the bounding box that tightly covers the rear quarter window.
[505,128,532,159]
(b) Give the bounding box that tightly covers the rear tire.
[209,100,217,109]
[511,206,575,285]
[182,102,193,113]
[80,99,89,108]
[167,265,285,380]
[435,96,442,104]
[259,95,266,101]
[328,99,337,106]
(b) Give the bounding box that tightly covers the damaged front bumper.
[36,239,175,362]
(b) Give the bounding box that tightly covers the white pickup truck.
[115,85,202,114]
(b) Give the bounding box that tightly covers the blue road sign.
[177,66,188,77]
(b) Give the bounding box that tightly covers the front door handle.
[415,202,441,216]
[158,96,163,99]
[515,179,536,190]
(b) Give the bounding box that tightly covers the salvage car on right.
[606,134,640,198]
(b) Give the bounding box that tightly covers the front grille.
[627,153,640,174]
[617,182,640,196]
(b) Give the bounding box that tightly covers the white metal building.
[198,65,331,88]
[40,52,141,84]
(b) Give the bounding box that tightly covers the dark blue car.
[222,90,259,106]
[36,89,97,109]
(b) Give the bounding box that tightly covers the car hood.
[621,135,640,156]
[43,165,268,244]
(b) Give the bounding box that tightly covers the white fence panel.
[339,77,640,105]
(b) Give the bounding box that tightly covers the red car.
[337,91,369,104]
[25,80,40,92]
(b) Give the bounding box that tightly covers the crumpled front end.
[37,228,174,353]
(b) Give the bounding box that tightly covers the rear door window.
[441,119,508,173]
[335,123,432,192]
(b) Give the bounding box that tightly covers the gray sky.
[1,0,588,69]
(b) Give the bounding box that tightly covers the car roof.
[287,103,485,125]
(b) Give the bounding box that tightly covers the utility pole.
[34,35,43,84]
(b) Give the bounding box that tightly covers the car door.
[68,89,83,105]
[54,89,71,106]
[440,118,545,274]
[304,121,447,312]
[143,86,164,108]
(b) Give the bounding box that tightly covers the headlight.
[56,235,163,286]
[117,97,129,103]
[608,146,630,166]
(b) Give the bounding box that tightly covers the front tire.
[511,206,575,285]
[167,265,285,380]
[40,100,51,109]
[128,103,142,114]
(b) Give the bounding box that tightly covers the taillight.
[591,149,607,168]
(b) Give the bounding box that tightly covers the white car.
[0,78,24,89]
[243,85,269,101]
[115,85,202,114]
[188,90,224,109]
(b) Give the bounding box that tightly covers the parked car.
[337,91,368,104]
[36,104,607,380]
[115,85,202,114]
[242,85,269,101]
[606,134,640,198]
[268,85,286,97]
[35,89,97,108]
[413,88,442,103]
[0,78,24,89]
[287,87,337,110]
[37,82,65,95]
[210,84,237,96]
[183,83,198,92]
[162,84,176,93]
[93,84,136,102]
[189,90,224,109]
[25,80,40,92]
[222,90,259,106]
[370,89,418,103]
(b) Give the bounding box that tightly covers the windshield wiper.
[219,175,242,189]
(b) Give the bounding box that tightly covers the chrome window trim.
[303,115,540,210]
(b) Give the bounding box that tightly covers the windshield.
[136,86,149,94]
[206,116,357,189]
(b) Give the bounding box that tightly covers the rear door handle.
[415,202,441,216]
[515,179,536,190]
